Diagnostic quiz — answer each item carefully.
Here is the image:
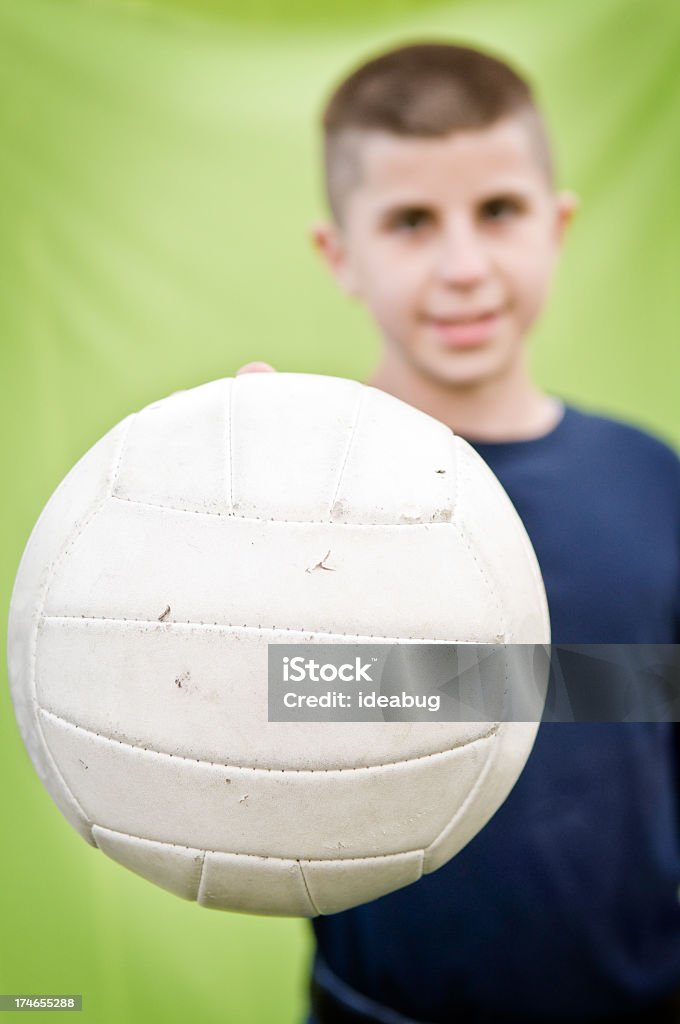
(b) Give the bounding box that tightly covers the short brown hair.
[322,41,553,222]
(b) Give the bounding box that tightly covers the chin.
[417,349,508,390]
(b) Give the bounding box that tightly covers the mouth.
[422,308,505,347]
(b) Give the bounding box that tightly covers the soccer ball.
[7,373,549,917]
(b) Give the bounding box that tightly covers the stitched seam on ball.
[458,435,548,641]
[36,418,135,624]
[328,385,366,516]
[31,416,136,834]
[38,708,497,770]
[226,377,234,514]
[452,520,506,638]
[195,850,208,903]
[108,413,136,497]
[94,824,428,862]
[459,434,546,640]
[453,439,507,639]
[297,862,321,916]
[450,430,459,523]
[43,616,490,644]
[424,733,496,860]
[508,504,551,639]
[108,493,453,526]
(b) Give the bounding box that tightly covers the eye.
[479,196,525,221]
[387,207,434,232]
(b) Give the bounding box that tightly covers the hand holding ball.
[7,374,549,916]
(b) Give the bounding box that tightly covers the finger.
[235,362,277,375]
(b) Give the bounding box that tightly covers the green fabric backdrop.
[1,0,679,1020]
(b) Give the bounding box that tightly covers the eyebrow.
[375,202,435,226]
[480,185,533,199]
[375,186,535,222]
[477,188,533,208]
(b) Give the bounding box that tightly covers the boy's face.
[314,117,575,388]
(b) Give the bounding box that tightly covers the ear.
[555,190,579,243]
[310,219,360,297]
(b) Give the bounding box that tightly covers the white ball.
[7,374,549,917]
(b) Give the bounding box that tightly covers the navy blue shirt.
[311,404,680,1021]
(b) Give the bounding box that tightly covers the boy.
[238,43,680,1024]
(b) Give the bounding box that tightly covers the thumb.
[235,362,277,375]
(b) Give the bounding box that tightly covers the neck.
[364,353,561,443]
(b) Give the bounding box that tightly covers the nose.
[434,216,489,288]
